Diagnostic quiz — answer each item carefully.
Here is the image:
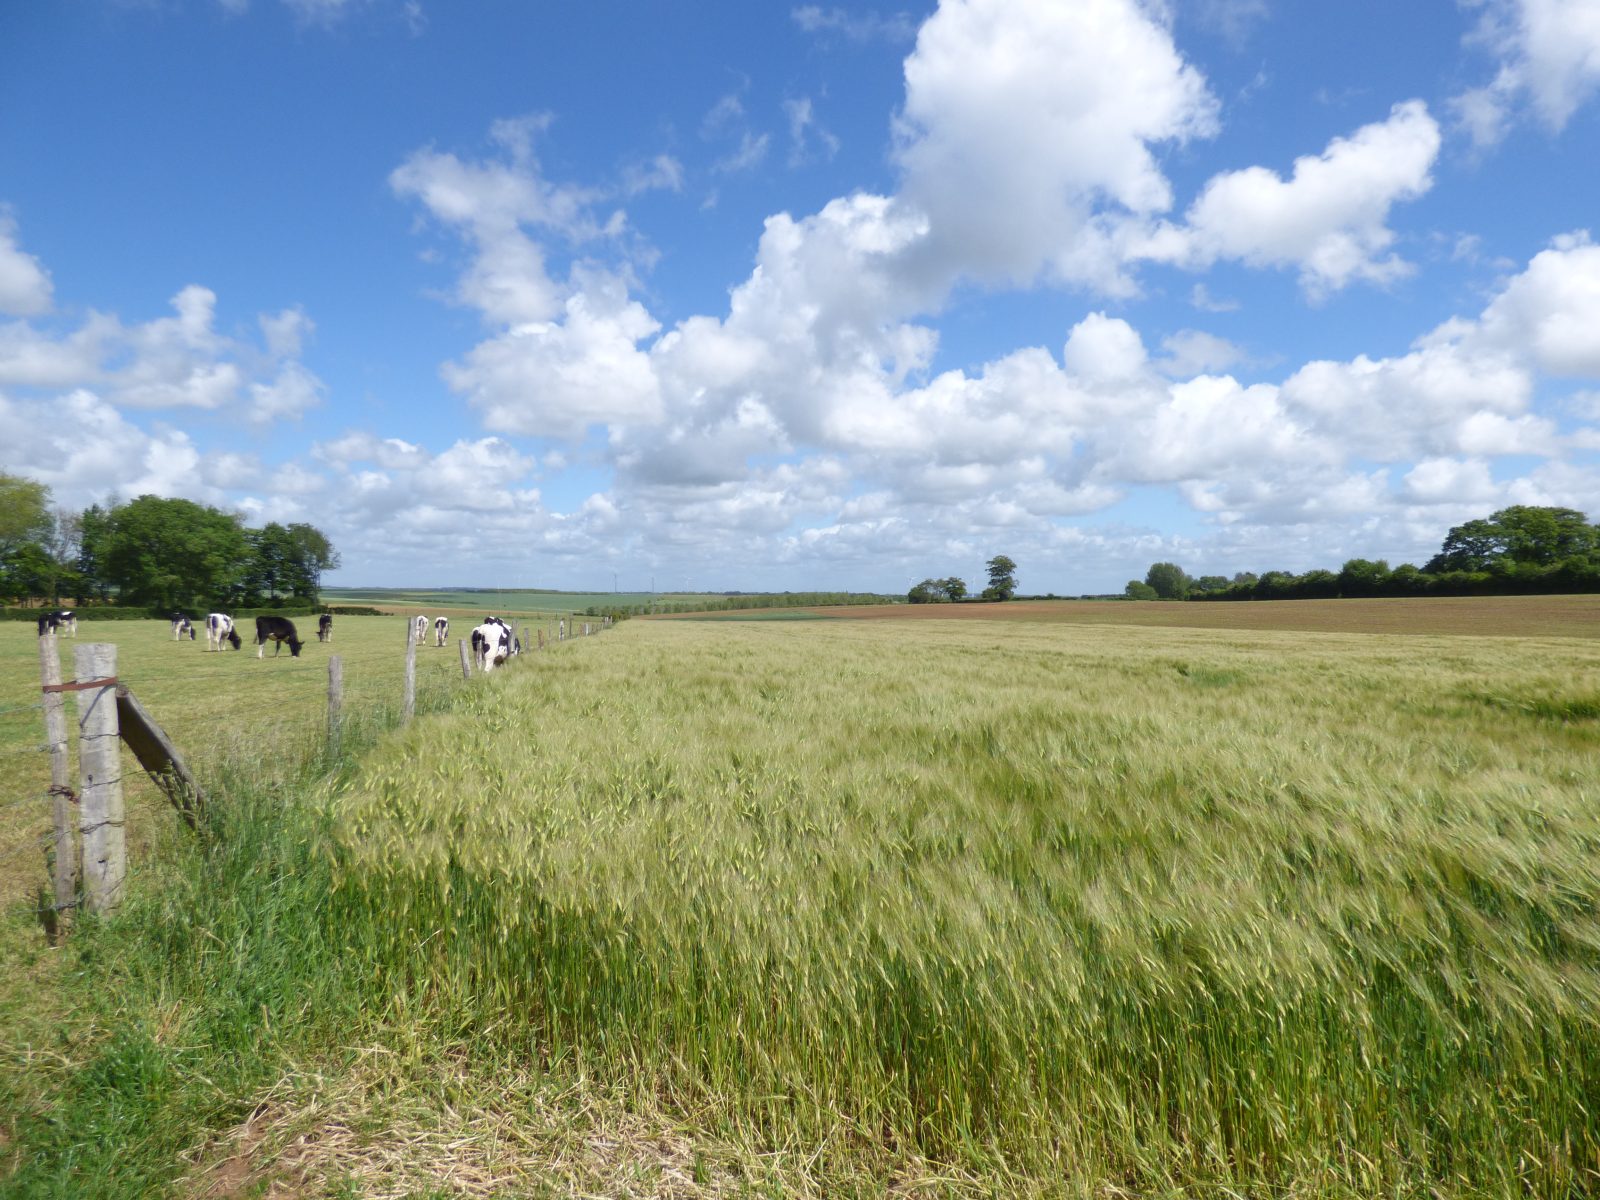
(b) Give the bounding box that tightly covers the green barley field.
[3,604,1599,1196]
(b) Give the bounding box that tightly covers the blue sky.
[2,0,1599,595]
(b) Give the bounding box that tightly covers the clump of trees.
[1124,506,1600,602]
[907,555,1018,604]
[0,473,339,611]
[908,577,968,603]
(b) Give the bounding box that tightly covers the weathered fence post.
[403,620,416,725]
[327,655,343,755]
[518,625,529,656]
[37,630,75,922]
[72,643,123,914]
[583,622,591,637]
[537,628,545,651]
[458,637,472,679]
[558,617,566,642]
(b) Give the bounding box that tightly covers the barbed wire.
[0,701,45,717]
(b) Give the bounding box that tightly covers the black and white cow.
[412,614,429,646]
[434,615,449,647]
[317,613,333,642]
[470,618,512,672]
[207,613,242,652]
[255,615,304,658]
[171,613,196,641]
[36,610,75,637]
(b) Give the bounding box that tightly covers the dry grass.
[180,1053,970,1199]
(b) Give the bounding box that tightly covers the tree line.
[908,555,1018,603]
[0,473,339,613]
[1126,506,1600,601]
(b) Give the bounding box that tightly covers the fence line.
[6,614,618,930]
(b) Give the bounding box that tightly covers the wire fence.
[2,616,615,923]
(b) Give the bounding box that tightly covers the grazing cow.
[317,613,333,642]
[412,614,428,646]
[171,613,196,641]
[470,620,512,672]
[434,615,449,647]
[206,613,242,652]
[36,609,77,637]
[255,615,304,658]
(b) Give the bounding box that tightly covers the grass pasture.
[2,603,1599,1196]
[0,612,559,910]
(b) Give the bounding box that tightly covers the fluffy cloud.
[893,0,1218,292]
[1475,232,1600,376]
[1455,0,1600,144]
[0,388,215,503]
[442,270,662,436]
[0,279,325,418]
[0,215,51,316]
[1135,101,1442,297]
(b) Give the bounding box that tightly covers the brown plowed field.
[655,594,1600,638]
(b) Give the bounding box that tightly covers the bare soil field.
[658,593,1600,638]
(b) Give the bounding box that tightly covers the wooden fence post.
[403,621,416,724]
[327,655,343,755]
[537,628,545,651]
[37,631,75,921]
[458,638,472,679]
[72,643,123,914]
[558,618,565,642]
[518,626,529,656]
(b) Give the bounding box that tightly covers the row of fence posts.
[331,614,614,743]
[29,612,615,927]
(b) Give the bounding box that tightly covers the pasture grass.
[2,611,1598,1195]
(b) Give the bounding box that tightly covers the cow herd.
[40,607,531,674]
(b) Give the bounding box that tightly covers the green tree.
[0,473,53,604]
[1426,506,1597,573]
[1254,570,1297,600]
[0,473,50,555]
[942,576,968,602]
[103,495,250,612]
[983,555,1017,601]
[76,503,115,602]
[907,578,944,604]
[284,522,339,598]
[1124,580,1158,600]
[1144,561,1190,599]
[1338,558,1391,597]
[241,521,339,602]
